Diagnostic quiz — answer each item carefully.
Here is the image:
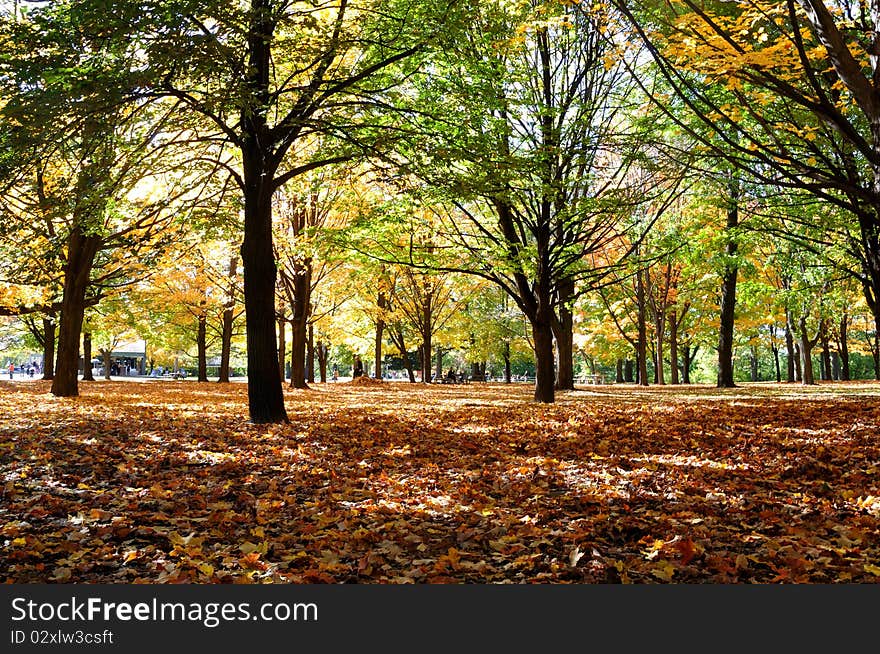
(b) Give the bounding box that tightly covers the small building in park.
[92,340,147,376]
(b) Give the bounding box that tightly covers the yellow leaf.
[864,564,880,576]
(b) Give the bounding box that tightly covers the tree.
[135,0,459,422]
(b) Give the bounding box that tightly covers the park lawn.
[1,379,878,583]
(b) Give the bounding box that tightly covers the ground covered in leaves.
[1,379,879,583]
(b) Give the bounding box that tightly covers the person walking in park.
[7,362,13,379]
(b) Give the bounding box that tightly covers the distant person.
[7,363,13,379]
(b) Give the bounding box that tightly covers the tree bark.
[798,317,816,386]
[717,184,739,388]
[239,0,287,423]
[819,319,832,381]
[532,317,555,402]
[839,313,851,380]
[504,341,512,383]
[52,226,101,397]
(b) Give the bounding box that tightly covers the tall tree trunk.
[532,317,555,403]
[717,184,739,388]
[615,358,624,383]
[81,331,95,381]
[197,311,208,382]
[681,346,692,384]
[771,342,781,383]
[239,2,287,423]
[51,227,101,397]
[799,317,816,386]
[839,313,851,381]
[819,320,832,381]
[503,341,512,383]
[624,358,634,383]
[41,316,56,381]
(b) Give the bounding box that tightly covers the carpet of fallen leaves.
[1,379,879,584]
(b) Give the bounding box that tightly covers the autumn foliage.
[1,380,879,583]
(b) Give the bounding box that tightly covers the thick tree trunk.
[717,183,739,388]
[716,268,737,386]
[81,332,94,381]
[102,349,112,381]
[52,227,101,397]
[41,316,56,381]
[799,317,816,386]
[624,358,634,383]
[616,359,624,383]
[240,168,287,420]
[197,312,208,382]
[532,317,555,403]
[819,320,832,381]
[839,313,851,381]
[238,0,287,423]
